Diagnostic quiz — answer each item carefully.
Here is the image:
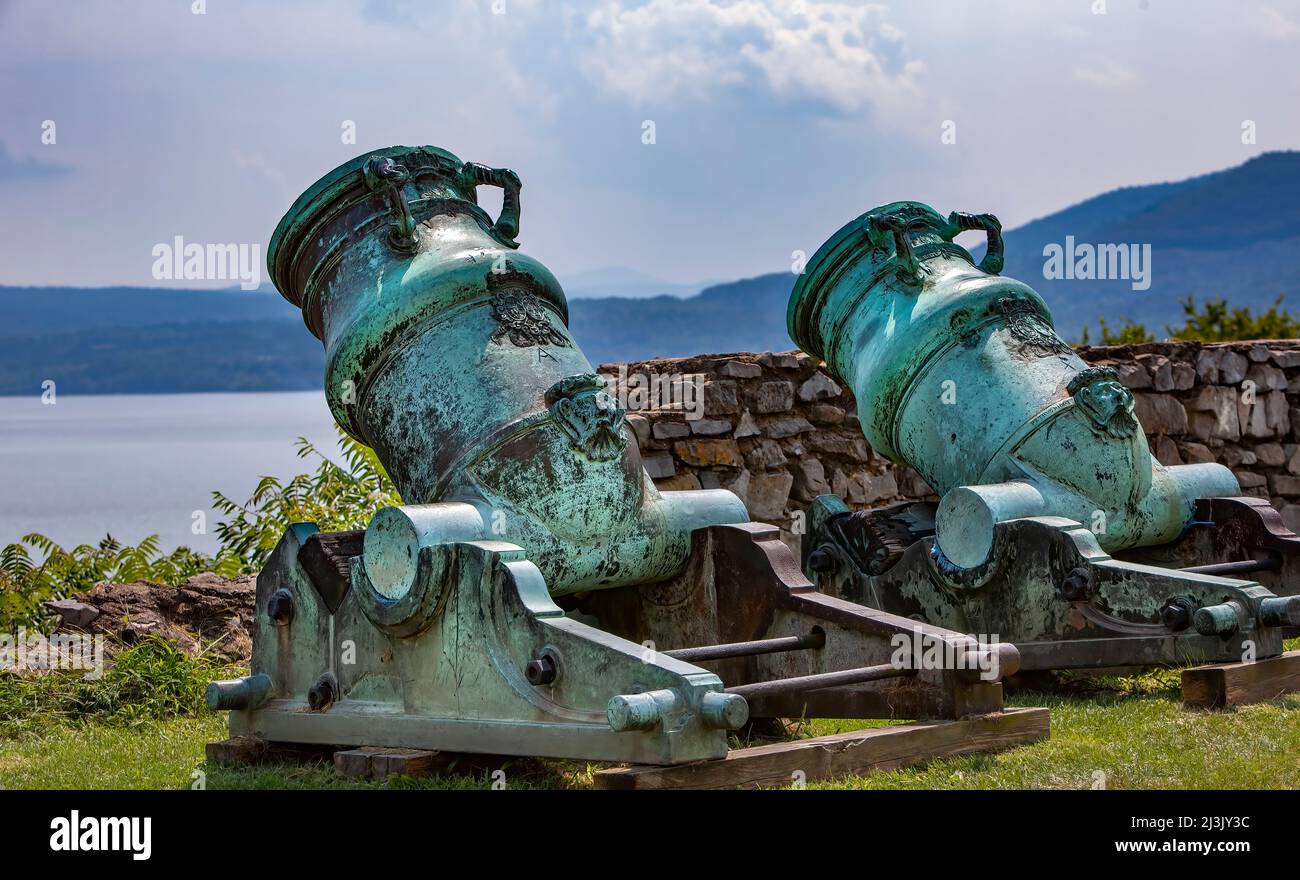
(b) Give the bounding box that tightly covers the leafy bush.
[1078,295,1299,346]
[1077,317,1155,345]
[0,427,398,630]
[0,635,237,735]
[1167,295,1300,342]
[1,535,220,630]
[211,429,399,573]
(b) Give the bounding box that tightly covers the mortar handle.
[462,162,521,248]
[943,211,1003,275]
[364,156,419,253]
[866,213,927,286]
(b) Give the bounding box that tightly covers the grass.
[1,639,1297,790]
[0,717,224,789]
[0,634,240,736]
[808,691,1300,789]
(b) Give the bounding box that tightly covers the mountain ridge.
[0,151,1295,394]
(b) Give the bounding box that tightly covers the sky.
[0,0,1298,291]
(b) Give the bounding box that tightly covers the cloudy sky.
[1,0,1297,290]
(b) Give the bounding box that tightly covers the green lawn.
[2,636,1296,790]
[3,690,1297,791]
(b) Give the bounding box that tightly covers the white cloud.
[1259,5,1300,39]
[0,141,71,181]
[1073,58,1138,88]
[572,0,923,113]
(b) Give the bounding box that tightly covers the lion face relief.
[545,373,628,462]
[1067,367,1137,440]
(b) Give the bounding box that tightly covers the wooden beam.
[205,736,337,766]
[1181,650,1300,709]
[593,707,1049,790]
[297,530,364,613]
[334,746,448,779]
[205,736,267,766]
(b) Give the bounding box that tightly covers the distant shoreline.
[0,387,323,399]
[0,391,340,554]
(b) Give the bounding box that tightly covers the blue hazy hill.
[981,150,1300,338]
[0,151,1295,394]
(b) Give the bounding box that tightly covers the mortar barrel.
[788,201,1239,564]
[269,146,746,595]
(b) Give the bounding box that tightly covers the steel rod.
[1178,558,1279,576]
[663,632,826,663]
[724,663,914,701]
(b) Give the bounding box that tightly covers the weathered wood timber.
[333,746,448,779]
[1182,650,1300,709]
[592,707,1049,790]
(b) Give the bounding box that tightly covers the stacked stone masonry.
[599,340,1300,556]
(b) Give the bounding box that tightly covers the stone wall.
[600,340,1300,552]
[46,573,256,664]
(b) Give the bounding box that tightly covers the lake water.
[0,392,341,554]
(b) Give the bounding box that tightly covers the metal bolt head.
[1259,595,1300,628]
[1159,597,1194,631]
[525,655,557,686]
[808,548,837,574]
[607,691,666,732]
[700,691,749,730]
[1193,602,1240,637]
[267,589,293,626]
[307,684,326,710]
[307,673,337,711]
[1058,567,1091,602]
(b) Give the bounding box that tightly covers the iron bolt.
[699,691,749,730]
[307,673,338,711]
[1193,602,1241,637]
[525,655,557,686]
[1058,568,1091,602]
[808,548,837,574]
[607,689,676,732]
[1159,597,1195,631]
[205,674,273,712]
[267,589,294,626]
[1259,595,1300,628]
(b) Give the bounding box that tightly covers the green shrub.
[1077,317,1155,345]
[211,428,399,573]
[1078,295,1299,346]
[0,635,240,735]
[1167,294,1300,342]
[1,535,220,630]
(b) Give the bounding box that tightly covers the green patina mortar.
[789,201,1238,568]
[269,145,746,597]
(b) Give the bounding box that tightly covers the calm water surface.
[0,392,340,553]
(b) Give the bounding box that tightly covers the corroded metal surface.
[217,158,1026,768]
[573,522,1013,720]
[806,506,1292,669]
[228,145,754,763]
[269,145,746,598]
[233,529,739,764]
[788,201,1237,569]
[793,202,1300,669]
